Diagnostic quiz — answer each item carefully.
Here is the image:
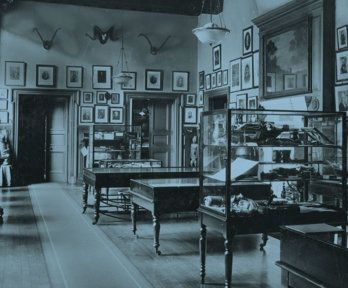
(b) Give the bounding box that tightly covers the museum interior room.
[0,0,347,287]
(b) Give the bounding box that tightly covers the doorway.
[16,94,69,185]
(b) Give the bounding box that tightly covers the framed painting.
[243,26,253,55]
[110,107,123,124]
[198,90,204,105]
[94,105,109,123]
[241,56,253,90]
[236,93,248,123]
[36,65,56,87]
[186,94,196,106]
[230,58,241,92]
[335,85,348,115]
[213,44,221,71]
[5,61,26,86]
[253,51,259,87]
[205,74,211,90]
[184,107,197,124]
[217,70,222,87]
[222,69,228,86]
[121,72,136,90]
[83,92,93,104]
[66,66,83,88]
[92,65,112,89]
[173,71,189,91]
[80,106,93,124]
[336,50,348,81]
[284,74,297,90]
[110,93,123,106]
[96,91,107,104]
[146,69,163,90]
[211,72,217,88]
[199,71,205,90]
[337,25,348,50]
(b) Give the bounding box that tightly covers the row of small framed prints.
[80,106,124,125]
[81,91,123,106]
[183,92,204,106]
[0,89,10,124]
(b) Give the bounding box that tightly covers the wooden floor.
[0,183,287,288]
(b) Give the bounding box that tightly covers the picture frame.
[0,89,7,99]
[253,51,259,87]
[96,91,107,104]
[82,92,93,104]
[36,65,56,87]
[213,44,221,71]
[222,69,228,86]
[217,70,222,87]
[243,26,253,55]
[110,107,123,124]
[284,74,297,90]
[5,61,26,86]
[172,71,189,91]
[335,85,348,115]
[92,65,112,89]
[198,90,204,105]
[184,107,197,124]
[66,66,83,88]
[247,95,258,110]
[336,50,348,81]
[110,93,124,106]
[146,69,163,90]
[211,72,217,88]
[241,56,253,90]
[80,106,93,124]
[0,111,8,124]
[199,71,205,90]
[337,25,348,50]
[230,58,241,92]
[186,94,196,106]
[205,74,211,90]
[121,72,136,90]
[0,100,7,110]
[236,93,248,123]
[94,105,109,123]
[266,73,276,92]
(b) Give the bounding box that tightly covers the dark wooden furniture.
[129,177,200,255]
[277,224,347,288]
[82,167,199,224]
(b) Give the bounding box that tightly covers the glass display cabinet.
[199,109,347,287]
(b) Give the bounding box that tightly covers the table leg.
[224,227,234,288]
[153,213,161,255]
[260,232,268,251]
[93,187,101,225]
[82,182,88,213]
[131,202,138,235]
[200,224,207,284]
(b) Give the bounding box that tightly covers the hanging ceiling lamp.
[192,0,230,46]
[113,31,132,85]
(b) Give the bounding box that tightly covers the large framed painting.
[263,19,311,98]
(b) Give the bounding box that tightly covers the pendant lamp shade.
[192,22,230,46]
[113,32,132,85]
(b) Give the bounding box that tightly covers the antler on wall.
[138,33,171,55]
[86,26,119,44]
[33,27,61,50]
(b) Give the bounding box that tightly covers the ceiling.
[2,0,224,16]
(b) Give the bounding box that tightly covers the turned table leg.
[224,227,234,288]
[153,213,161,255]
[93,186,101,225]
[82,182,89,213]
[200,224,207,284]
[131,202,138,235]
[260,232,269,251]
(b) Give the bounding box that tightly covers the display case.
[199,109,347,287]
[92,125,142,168]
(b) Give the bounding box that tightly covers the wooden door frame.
[124,92,182,167]
[13,89,79,184]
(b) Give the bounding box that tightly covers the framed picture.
[241,56,253,90]
[230,58,241,92]
[94,105,109,123]
[36,65,56,87]
[145,69,163,90]
[66,66,83,88]
[205,74,211,90]
[121,72,136,90]
[186,94,196,106]
[253,51,259,87]
[0,111,8,124]
[82,92,93,104]
[236,93,248,123]
[184,107,197,124]
[198,90,204,105]
[248,95,258,110]
[284,74,297,90]
[217,70,222,87]
[199,71,205,90]
[173,71,189,91]
[266,73,276,92]
[110,107,123,124]
[80,106,93,124]
[335,85,348,115]
[243,26,253,55]
[222,69,228,86]
[336,50,348,81]
[96,91,107,104]
[110,93,123,106]
[213,44,221,71]
[337,25,348,50]
[211,73,217,88]
[0,100,7,110]
[5,61,26,86]
[0,89,7,99]
[92,65,112,89]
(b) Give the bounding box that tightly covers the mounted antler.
[86,26,118,44]
[33,27,61,50]
[138,33,171,55]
